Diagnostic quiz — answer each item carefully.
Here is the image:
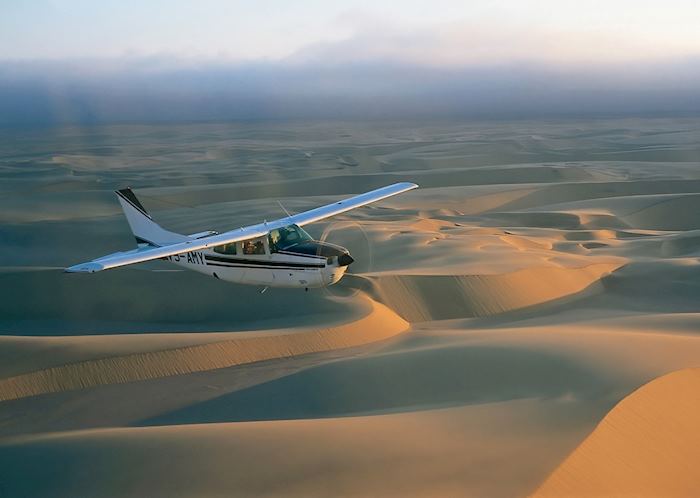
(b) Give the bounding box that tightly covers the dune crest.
[0,298,407,402]
[368,262,620,322]
[531,368,700,498]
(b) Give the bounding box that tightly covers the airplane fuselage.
[163,239,351,288]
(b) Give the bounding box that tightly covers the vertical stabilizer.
[115,188,187,246]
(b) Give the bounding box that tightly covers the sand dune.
[136,316,700,427]
[493,179,700,213]
[1,308,699,438]
[0,400,603,498]
[661,230,700,257]
[0,298,407,402]
[367,262,620,322]
[3,119,700,497]
[3,319,700,497]
[532,368,700,498]
[0,267,364,334]
[624,193,700,231]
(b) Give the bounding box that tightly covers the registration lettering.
[167,252,206,265]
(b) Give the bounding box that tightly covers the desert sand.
[1,118,699,497]
[532,368,700,498]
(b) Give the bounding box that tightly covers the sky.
[1,0,699,124]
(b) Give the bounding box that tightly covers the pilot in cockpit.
[243,239,265,255]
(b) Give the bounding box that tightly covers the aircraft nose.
[338,253,354,267]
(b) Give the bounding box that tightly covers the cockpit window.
[242,239,265,255]
[213,242,237,255]
[268,224,313,252]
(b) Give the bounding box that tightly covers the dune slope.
[369,263,620,322]
[0,399,591,498]
[0,298,407,402]
[532,368,700,498]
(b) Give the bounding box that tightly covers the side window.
[268,229,281,253]
[242,239,265,255]
[213,243,237,255]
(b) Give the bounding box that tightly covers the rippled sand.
[1,118,699,497]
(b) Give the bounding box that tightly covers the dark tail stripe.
[116,189,152,220]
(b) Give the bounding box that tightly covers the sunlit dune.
[532,368,700,498]
[0,298,407,402]
[368,262,620,322]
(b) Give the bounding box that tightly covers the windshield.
[268,224,313,252]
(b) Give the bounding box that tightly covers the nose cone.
[338,253,354,267]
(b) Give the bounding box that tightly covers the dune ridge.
[531,368,700,498]
[3,120,700,497]
[0,298,407,402]
[368,262,621,322]
[0,398,596,498]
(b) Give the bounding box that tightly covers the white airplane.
[65,183,418,290]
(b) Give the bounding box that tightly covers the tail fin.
[115,188,187,247]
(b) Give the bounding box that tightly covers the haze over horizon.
[2,0,700,125]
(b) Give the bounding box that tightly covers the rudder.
[115,188,187,246]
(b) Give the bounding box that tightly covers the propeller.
[318,220,374,298]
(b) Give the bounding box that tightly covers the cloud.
[0,51,699,126]
[288,15,700,67]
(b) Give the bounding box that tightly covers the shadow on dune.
[138,342,615,426]
[589,261,700,313]
[0,268,353,335]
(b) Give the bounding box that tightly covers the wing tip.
[64,262,104,273]
[395,181,419,191]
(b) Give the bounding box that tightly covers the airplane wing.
[65,182,418,273]
[279,182,418,228]
[65,225,270,273]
